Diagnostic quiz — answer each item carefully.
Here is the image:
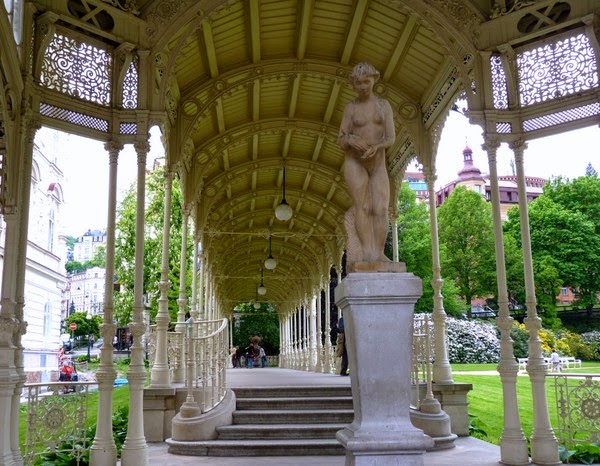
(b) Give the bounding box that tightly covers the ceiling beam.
[248,0,261,63]
[252,79,260,121]
[340,0,369,65]
[383,16,419,82]
[323,79,341,124]
[201,19,219,78]
[288,75,302,118]
[296,0,314,60]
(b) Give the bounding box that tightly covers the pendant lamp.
[264,236,277,270]
[257,268,267,295]
[275,166,293,221]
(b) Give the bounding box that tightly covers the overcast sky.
[44,117,599,237]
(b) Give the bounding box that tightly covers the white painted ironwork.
[40,30,112,106]
[188,318,229,413]
[24,381,98,466]
[517,30,599,107]
[490,54,509,110]
[552,373,600,448]
[412,313,435,410]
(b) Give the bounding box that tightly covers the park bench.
[517,356,581,372]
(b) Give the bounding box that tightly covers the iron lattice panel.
[491,55,509,110]
[119,122,137,135]
[496,122,512,134]
[40,103,109,132]
[40,31,112,106]
[522,102,600,132]
[122,58,139,109]
[517,32,599,107]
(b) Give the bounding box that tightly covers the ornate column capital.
[422,166,437,187]
[104,140,124,158]
[509,139,528,161]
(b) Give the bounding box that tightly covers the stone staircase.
[180,385,353,456]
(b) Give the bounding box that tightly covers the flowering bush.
[446,317,500,363]
[581,331,600,360]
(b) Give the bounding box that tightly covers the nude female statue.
[338,62,395,266]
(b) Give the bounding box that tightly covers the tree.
[504,193,600,318]
[585,163,598,177]
[395,183,465,315]
[113,169,192,327]
[231,302,280,355]
[64,312,102,340]
[437,186,496,311]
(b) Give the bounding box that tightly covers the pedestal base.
[338,426,433,466]
[335,272,433,465]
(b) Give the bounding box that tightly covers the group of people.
[231,336,267,368]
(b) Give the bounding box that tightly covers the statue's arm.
[378,99,396,149]
[338,103,354,150]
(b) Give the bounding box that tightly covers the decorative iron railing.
[187,317,229,413]
[551,373,600,448]
[23,382,98,466]
[411,313,435,409]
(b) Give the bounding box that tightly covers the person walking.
[550,349,562,372]
[335,317,349,376]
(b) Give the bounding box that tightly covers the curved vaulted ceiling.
[142,0,484,312]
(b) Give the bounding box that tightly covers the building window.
[47,208,55,252]
[43,302,52,337]
[561,287,568,296]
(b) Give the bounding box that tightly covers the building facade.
[0,129,68,383]
[73,229,107,263]
[435,145,546,220]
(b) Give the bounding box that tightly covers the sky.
[40,117,599,237]
[35,126,163,236]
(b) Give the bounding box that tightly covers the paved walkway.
[136,368,535,466]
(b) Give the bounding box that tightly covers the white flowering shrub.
[581,331,600,360]
[446,317,500,363]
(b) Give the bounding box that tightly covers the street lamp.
[86,313,92,362]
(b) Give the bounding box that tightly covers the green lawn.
[451,362,600,445]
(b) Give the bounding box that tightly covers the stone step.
[236,396,353,410]
[232,385,351,399]
[232,408,354,425]
[217,423,348,440]
[167,438,345,457]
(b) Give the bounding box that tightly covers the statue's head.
[349,62,380,85]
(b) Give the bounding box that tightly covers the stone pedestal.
[335,272,434,466]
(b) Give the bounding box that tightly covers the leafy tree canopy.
[437,186,496,307]
[396,182,465,315]
[64,312,102,339]
[113,169,192,327]
[231,302,280,355]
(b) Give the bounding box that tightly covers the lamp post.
[86,313,92,362]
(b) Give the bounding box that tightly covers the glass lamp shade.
[264,255,277,270]
[253,301,261,309]
[275,200,293,221]
[257,284,267,295]
[86,313,92,320]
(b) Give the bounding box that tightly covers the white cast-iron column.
[424,167,453,383]
[90,141,122,466]
[511,140,560,465]
[309,293,318,371]
[121,140,150,465]
[483,138,529,465]
[316,289,324,372]
[172,209,189,383]
[149,168,173,388]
